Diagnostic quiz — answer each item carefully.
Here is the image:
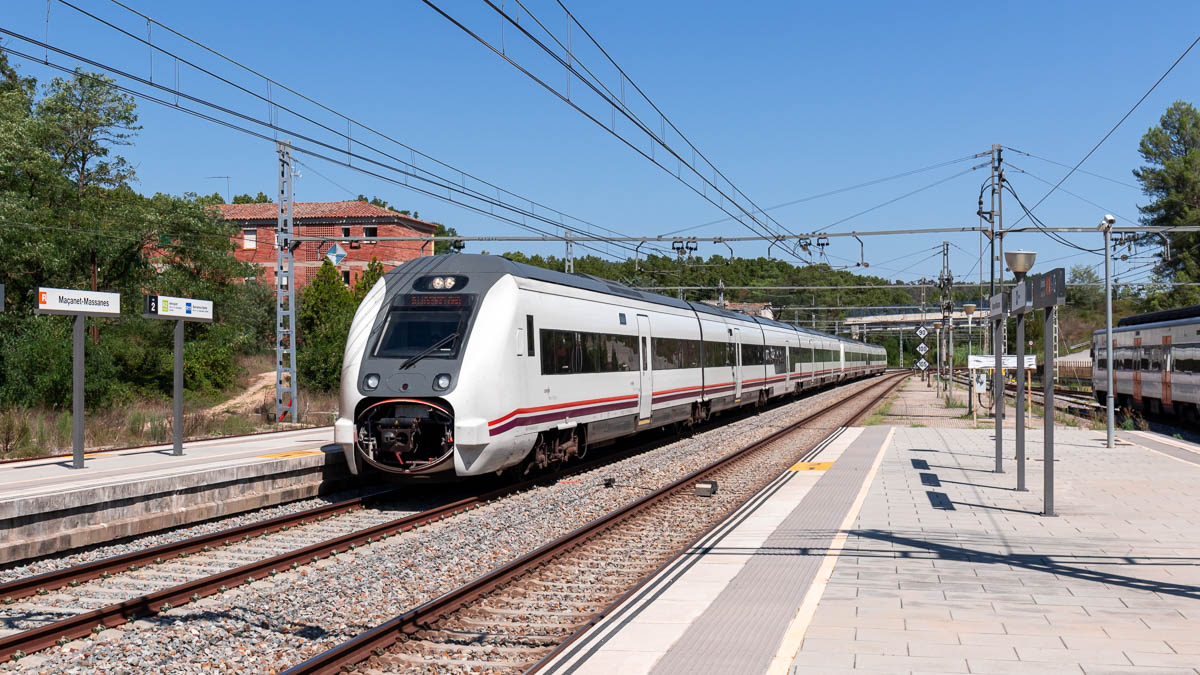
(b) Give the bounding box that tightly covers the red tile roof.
[213,201,437,231]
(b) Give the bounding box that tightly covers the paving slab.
[789,425,1200,674]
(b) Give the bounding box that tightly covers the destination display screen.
[405,294,469,307]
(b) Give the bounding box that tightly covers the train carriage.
[1093,304,1200,421]
[336,254,887,479]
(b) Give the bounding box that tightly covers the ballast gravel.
[3,378,883,674]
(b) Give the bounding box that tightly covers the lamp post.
[964,303,977,415]
[1099,214,1116,448]
[1005,249,1036,492]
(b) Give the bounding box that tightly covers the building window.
[342,270,352,286]
[364,226,377,243]
[341,226,351,238]
[243,228,257,249]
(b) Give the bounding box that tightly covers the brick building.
[214,201,437,289]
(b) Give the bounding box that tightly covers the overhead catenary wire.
[1008,32,1200,227]
[1003,146,1140,190]
[818,162,989,234]
[419,0,809,262]
[59,0,660,259]
[0,36,632,262]
[1005,162,1134,223]
[663,151,989,235]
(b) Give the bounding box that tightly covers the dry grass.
[0,372,340,460]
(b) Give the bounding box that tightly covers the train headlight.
[431,276,446,289]
[364,373,380,390]
[433,373,452,391]
[443,276,456,289]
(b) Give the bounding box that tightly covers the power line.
[0,33,631,261]
[1002,181,1103,254]
[62,0,657,259]
[419,0,808,262]
[1009,32,1200,227]
[818,162,988,233]
[1005,162,1134,223]
[1003,146,1140,190]
[658,156,992,235]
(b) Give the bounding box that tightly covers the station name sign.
[36,287,121,317]
[988,292,1007,319]
[144,295,214,322]
[968,354,1037,370]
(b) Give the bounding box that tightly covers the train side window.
[642,337,649,371]
[526,315,535,357]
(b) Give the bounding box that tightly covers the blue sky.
[5,1,1200,291]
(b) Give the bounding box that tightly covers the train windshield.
[373,300,472,359]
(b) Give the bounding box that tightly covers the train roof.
[1116,304,1200,327]
[393,255,881,349]
[1092,315,1200,336]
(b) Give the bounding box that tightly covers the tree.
[35,69,141,195]
[353,257,385,302]
[434,223,459,254]
[1066,265,1102,310]
[297,261,357,392]
[232,191,271,204]
[1134,101,1200,309]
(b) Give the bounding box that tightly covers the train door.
[733,327,743,400]
[1133,337,1143,405]
[636,315,653,421]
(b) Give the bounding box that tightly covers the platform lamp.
[1004,249,1036,493]
[964,303,977,415]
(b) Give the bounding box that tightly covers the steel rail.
[0,485,392,603]
[285,372,907,675]
[529,371,908,673]
[0,385,826,663]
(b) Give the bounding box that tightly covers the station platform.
[0,427,343,563]
[544,423,1200,674]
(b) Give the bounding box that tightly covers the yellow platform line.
[788,460,834,472]
[257,449,324,459]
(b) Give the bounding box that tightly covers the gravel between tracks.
[3,378,885,674]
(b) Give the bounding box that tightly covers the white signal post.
[144,295,214,456]
[36,287,122,469]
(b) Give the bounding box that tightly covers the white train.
[1092,305,1200,421]
[335,255,887,478]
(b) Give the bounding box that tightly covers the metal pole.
[935,327,942,395]
[967,315,973,415]
[994,314,1003,473]
[1105,227,1115,448]
[72,314,85,470]
[949,318,954,400]
[173,319,184,456]
[1015,299,1027,492]
[1044,305,1056,516]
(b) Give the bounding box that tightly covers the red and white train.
[1093,304,1200,421]
[335,255,887,478]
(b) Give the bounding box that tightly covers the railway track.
[285,371,907,674]
[0,378,875,665]
[947,373,1098,416]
